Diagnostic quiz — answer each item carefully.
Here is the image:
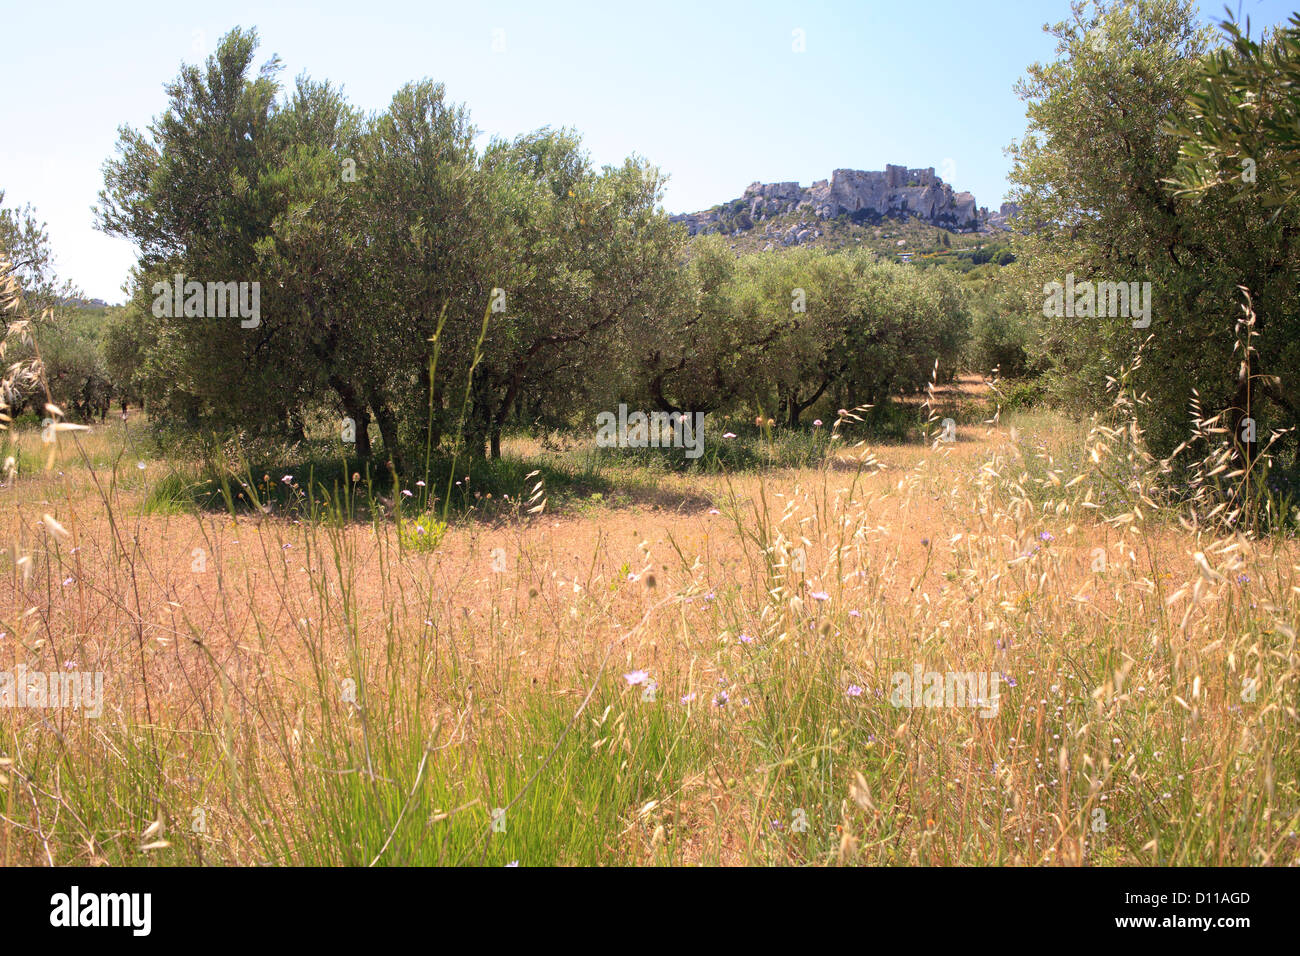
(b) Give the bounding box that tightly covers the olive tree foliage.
[634,240,969,424]
[102,303,154,410]
[1007,0,1300,463]
[1168,10,1300,468]
[964,263,1039,380]
[627,234,765,416]
[739,250,968,422]
[466,132,685,458]
[97,28,685,469]
[835,255,968,407]
[0,191,108,419]
[1171,11,1300,209]
[96,28,296,434]
[343,79,481,468]
[0,190,72,316]
[741,249,863,425]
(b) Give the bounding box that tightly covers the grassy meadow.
[1,378,1297,867]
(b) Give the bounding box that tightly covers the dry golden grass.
[0,395,1297,866]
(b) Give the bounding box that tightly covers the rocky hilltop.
[672,164,994,244]
[983,201,1021,231]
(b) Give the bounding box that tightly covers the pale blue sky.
[0,0,1291,301]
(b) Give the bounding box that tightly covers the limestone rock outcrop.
[980,202,1021,231]
[672,164,981,240]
